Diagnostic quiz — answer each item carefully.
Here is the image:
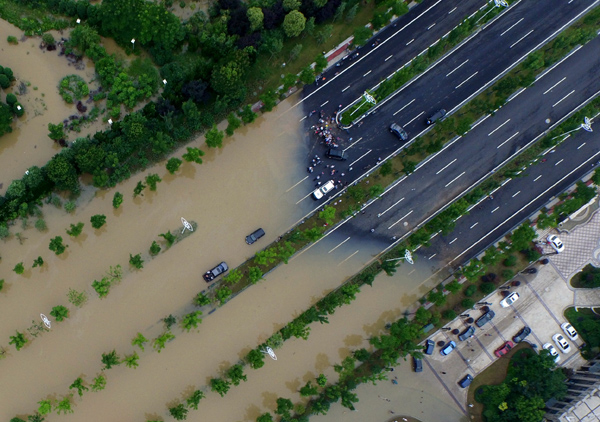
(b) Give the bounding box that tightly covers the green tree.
[133,181,146,197]
[248,266,264,284]
[30,255,43,268]
[289,43,303,61]
[47,122,65,141]
[414,306,432,325]
[123,351,140,368]
[480,282,495,295]
[55,395,73,414]
[256,413,273,422]
[38,400,52,415]
[182,147,205,164]
[239,105,257,124]
[314,54,328,74]
[319,206,336,225]
[193,292,212,306]
[247,7,264,31]
[283,0,301,11]
[153,331,175,352]
[283,11,306,38]
[92,277,111,298]
[369,184,384,198]
[9,331,27,350]
[50,305,69,321]
[246,348,265,369]
[112,192,123,209]
[402,160,417,175]
[462,298,475,309]
[129,253,144,269]
[131,332,148,351]
[482,247,502,265]
[215,286,232,304]
[90,214,106,229]
[445,280,461,294]
[380,260,398,276]
[149,240,161,256]
[169,404,188,421]
[316,373,328,387]
[13,262,25,274]
[69,377,89,396]
[90,374,106,392]
[67,288,87,307]
[223,269,243,284]
[299,380,319,396]
[345,3,358,22]
[159,231,176,246]
[205,125,225,148]
[145,173,162,191]
[510,220,537,251]
[210,377,231,397]
[66,222,84,237]
[226,112,242,136]
[315,24,333,45]
[181,311,203,332]
[353,26,372,47]
[166,157,183,174]
[49,236,67,255]
[277,241,296,264]
[101,350,121,369]
[227,364,247,386]
[186,390,205,410]
[164,314,177,330]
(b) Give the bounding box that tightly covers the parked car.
[458,326,475,341]
[389,123,409,141]
[547,234,565,253]
[325,148,347,161]
[424,339,435,355]
[543,343,560,362]
[413,356,423,372]
[426,109,447,125]
[312,180,335,200]
[512,326,531,343]
[553,333,571,353]
[495,341,515,358]
[500,292,520,308]
[245,228,265,245]
[524,268,538,274]
[203,262,228,282]
[458,374,473,388]
[440,341,457,356]
[475,310,495,328]
[561,322,579,341]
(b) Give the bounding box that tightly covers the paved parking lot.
[418,210,600,413]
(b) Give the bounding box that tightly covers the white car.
[543,343,560,362]
[312,180,335,200]
[547,235,565,253]
[552,334,571,353]
[561,323,578,341]
[500,292,520,308]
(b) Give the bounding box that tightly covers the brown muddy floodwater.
[0,71,463,422]
[0,19,107,190]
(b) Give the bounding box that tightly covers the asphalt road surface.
[296,0,599,200]
[337,31,600,247]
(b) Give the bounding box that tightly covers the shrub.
[464,284,477,297]
[6,93,17,105]
[112,192,123,209]
[502,269,515,280]
[42,33,56,46]
[462,298,475,309]
[442,309,456,320]
[149,241,161,256]
[13,262,25,274]
[503,255,517,267]
[7,35,18,45]
[90,214,106,229]
[479,282,495,295]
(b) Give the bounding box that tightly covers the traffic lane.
[301,0,487,116]
[333,36,600,238]
[421,123,600,266]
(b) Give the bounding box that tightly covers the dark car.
[458,326,475,341]
[513,326,532,343]
[424,339,435,355]
[524,268,538,274]
[389,123,409,141]
[475,310,496,328]
[413,356,423,372]
[325,148,347,161]
[426,109,447,125]
[245,228,265,245]
[458,374,473,388]
[440,341,457,356]
[203,262,228,282]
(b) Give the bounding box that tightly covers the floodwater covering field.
[0,18,465,422]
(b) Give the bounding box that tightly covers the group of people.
[309,109,343,149]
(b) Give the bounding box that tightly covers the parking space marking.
[404,111,425,126]
[338,250,359,266]
[491,206,500,213]
[533,175,542,181]
[423,359,467,416]
[328,237,351,253]
[320,100,329,107]
[500,17,524,36]
[393,98,416,116]
[436,158,457,174]
[389,210,413,229]
[363,70,372,77]
[455,71,478,89]
[488,118,511,137]
[510,29,534,49]
[385,54,393,61]
[343,137,363,152]
[286,176,309,192]
[378,197,405,217]
[543,76,566,95]
[349,149,372,167]
[552,89,575,108]
[342,85,351,92]
[497,131,519,148]
[524,279,563,326]
[445,171,465,187]
[446,59,469,77]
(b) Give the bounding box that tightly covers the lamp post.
[76,18,81,24]
[550,116,593,141]
[162,79,167,86]
[477,0,509,24]
[385,249,414,265]
[108,119,113,125]
[131,38,135,50]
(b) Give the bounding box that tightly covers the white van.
[313,180,335,200]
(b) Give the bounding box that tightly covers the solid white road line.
[446,59,469,77]
[338,250,359,266]
[512,191,520,198]
[428,23,436,30]
[470,222,478,229]
[534,175,542,181]
[342,85,351,92]
[436,158,457,174]
[448,6,457,14]
[555,159,564,166]
[536,45,583,82]
[329,237,351,253]
[488,119,511,136]
[343,137,363,152]
[510,29,534,49]
[543,77,567,95]
[300,116,307,122]
[455,71,478,89]
[320,100,329,107]
[389,210,414,229]
[363,70,372,77]
[552,90,575,108]
[349,149,372,167]
[497,131,519,148]
[406,39,415,45]
[295,191,315,205]
[445,171,465,187]
[500,18,524,36]
[405,111,425,126]
[385,55,393,61]
[578,142,586,150]
[379,197,405,217]
[286,176,309,192]
[394,99,416,116]
[449,238,458,244]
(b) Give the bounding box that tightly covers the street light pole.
[131,38,135,50]
[550,116,593,141]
